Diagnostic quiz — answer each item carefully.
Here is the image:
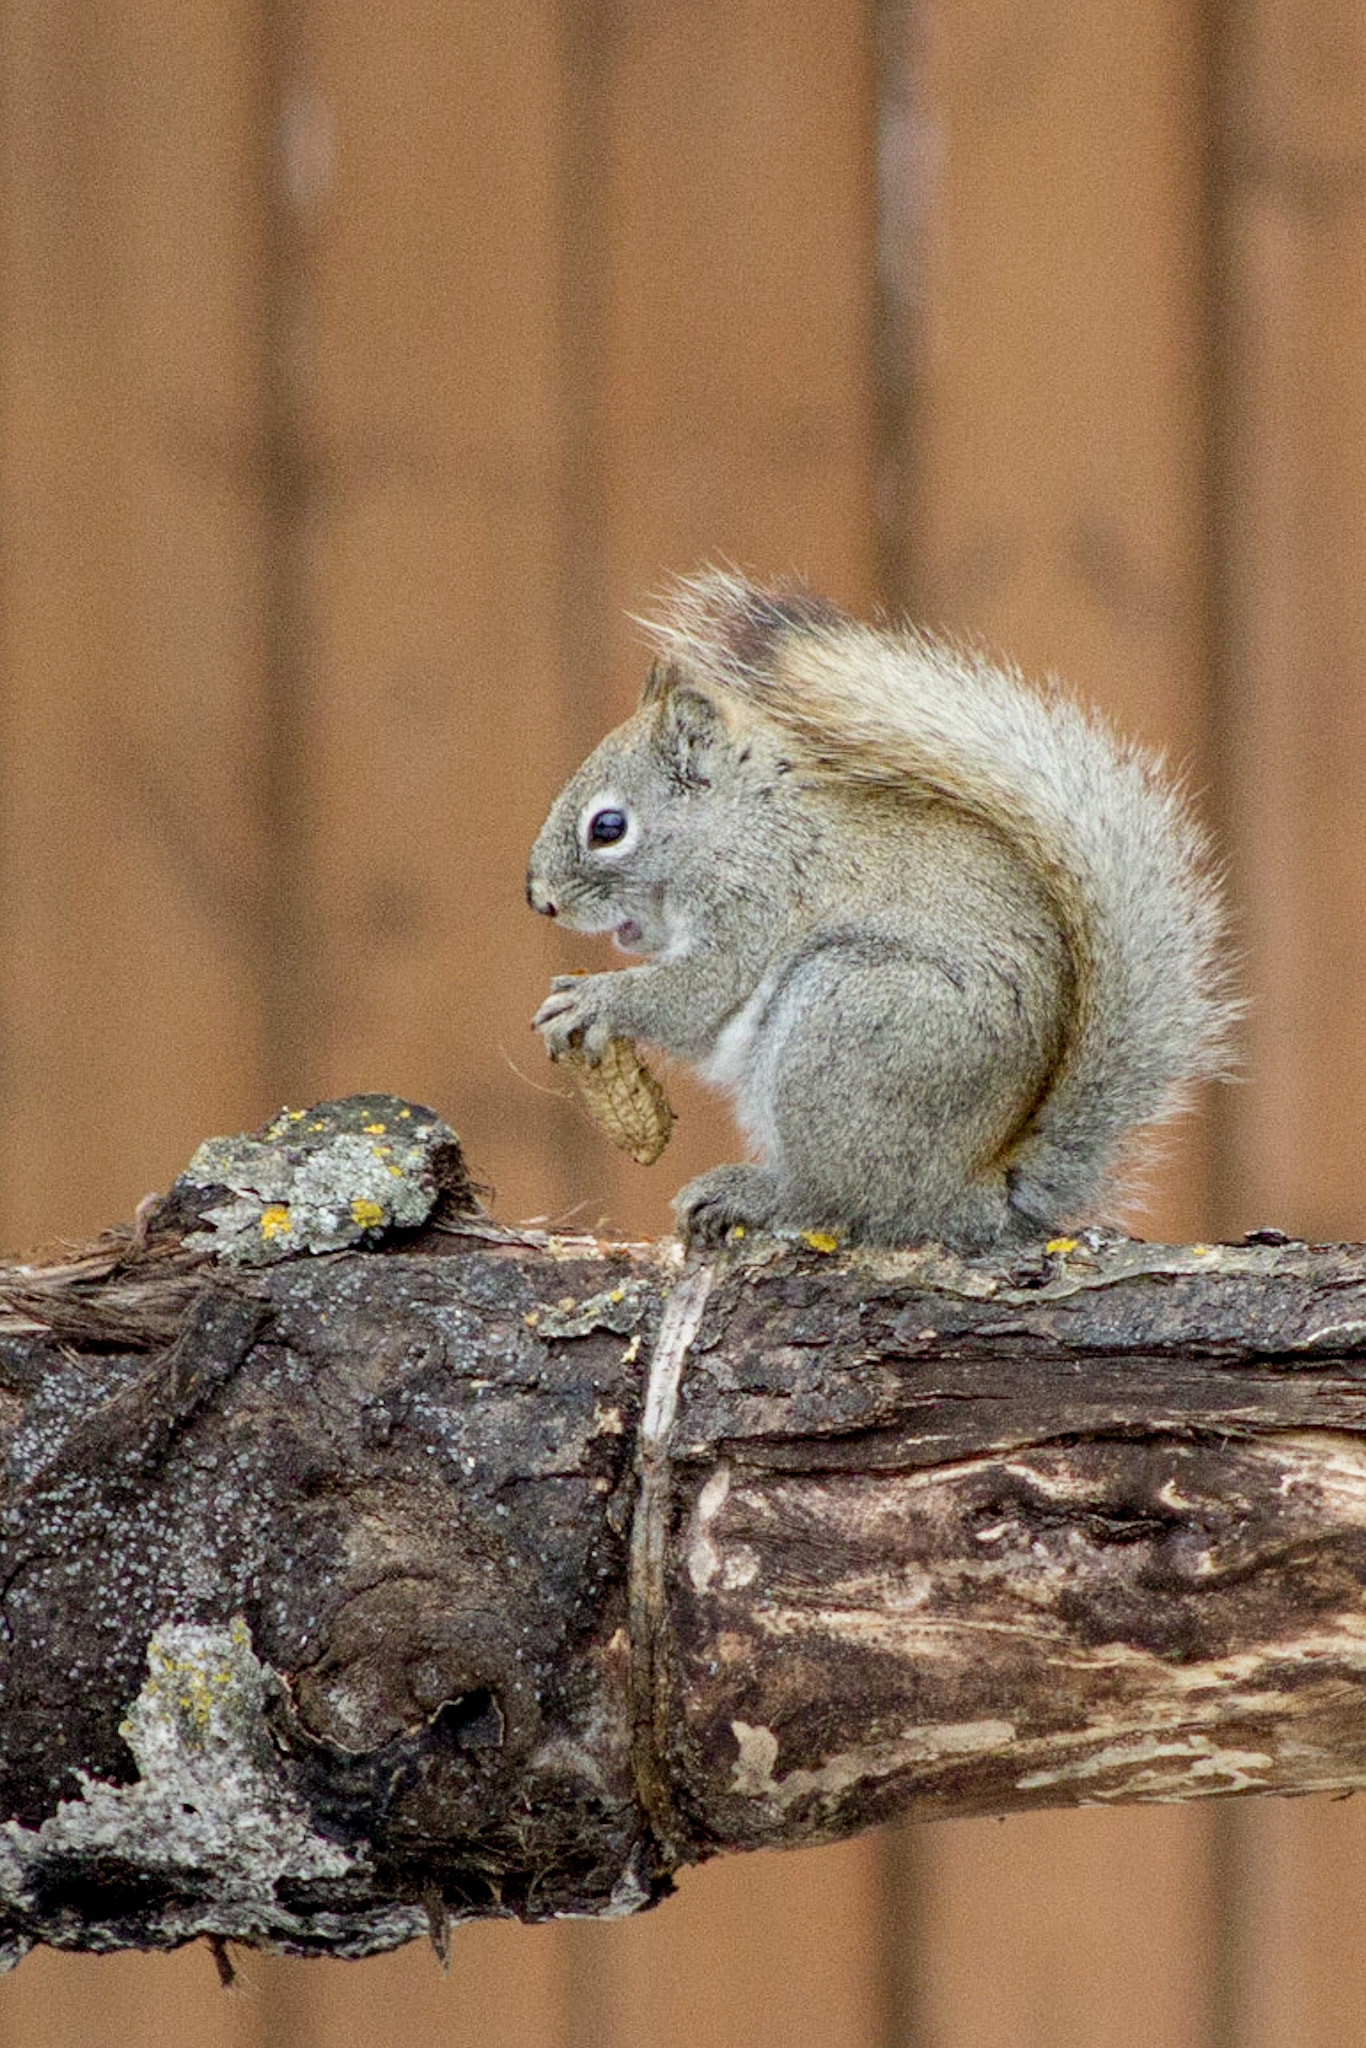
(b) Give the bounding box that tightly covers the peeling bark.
[2,1099,1366,1968]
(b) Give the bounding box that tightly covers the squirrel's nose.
[526,875,558,917]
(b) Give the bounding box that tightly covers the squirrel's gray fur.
[528,571,1235,1251]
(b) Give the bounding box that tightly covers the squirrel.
[527,571,1234,1252]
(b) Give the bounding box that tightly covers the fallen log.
[1,1093,1364,1971]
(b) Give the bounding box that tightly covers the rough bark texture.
[2,1097,1366,1970]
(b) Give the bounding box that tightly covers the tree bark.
[2,1095,1366,1970]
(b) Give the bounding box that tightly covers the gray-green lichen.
[175,1095,459,1266]
[0,1618,423,1968]
[530,1278,657,1340]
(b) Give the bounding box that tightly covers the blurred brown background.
[2,0,1366,2042]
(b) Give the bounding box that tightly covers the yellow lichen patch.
[139,1633,240,1742]
[362,1122,387,1135]
[801,1231,840,1255]
[349,1198,385,1230]
[1046,1237,1078,1255]
[552,1035,674,1165]
[260,1204,292,1239]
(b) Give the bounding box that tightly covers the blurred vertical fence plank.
[1213,1800,1366,2048]
[899,0,1215,1234]
[1203,6,1366,2047]
[877,2,1224,2045]
[604,1845,882,2048]
[0,1949,263,2048]
[0,0,269,1249]
[1216,0,1366,1242]
[907,1811,1217,2048]
[250,1924,567,2048]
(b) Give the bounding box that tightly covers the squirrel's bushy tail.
[644,570,1237,1226]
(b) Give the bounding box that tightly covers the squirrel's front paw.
[673,1165,781,1246]
[532,975,616,1061]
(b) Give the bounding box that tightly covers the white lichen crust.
[0,1620,423,1969]
[177,1095,459,1265]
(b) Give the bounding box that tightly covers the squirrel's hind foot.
[673,1164,782,1246]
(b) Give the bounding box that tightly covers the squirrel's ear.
[652,685,729,790]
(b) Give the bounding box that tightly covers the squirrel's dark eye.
[587,807,629,847]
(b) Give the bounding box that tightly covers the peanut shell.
[554,1036,674,1165]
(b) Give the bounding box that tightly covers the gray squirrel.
[527,571,1234,1251]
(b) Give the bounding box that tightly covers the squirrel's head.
[527,670,786,958]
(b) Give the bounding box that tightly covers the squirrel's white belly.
[699,974,784,1158]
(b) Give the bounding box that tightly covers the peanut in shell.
[554,1035,674,1166]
